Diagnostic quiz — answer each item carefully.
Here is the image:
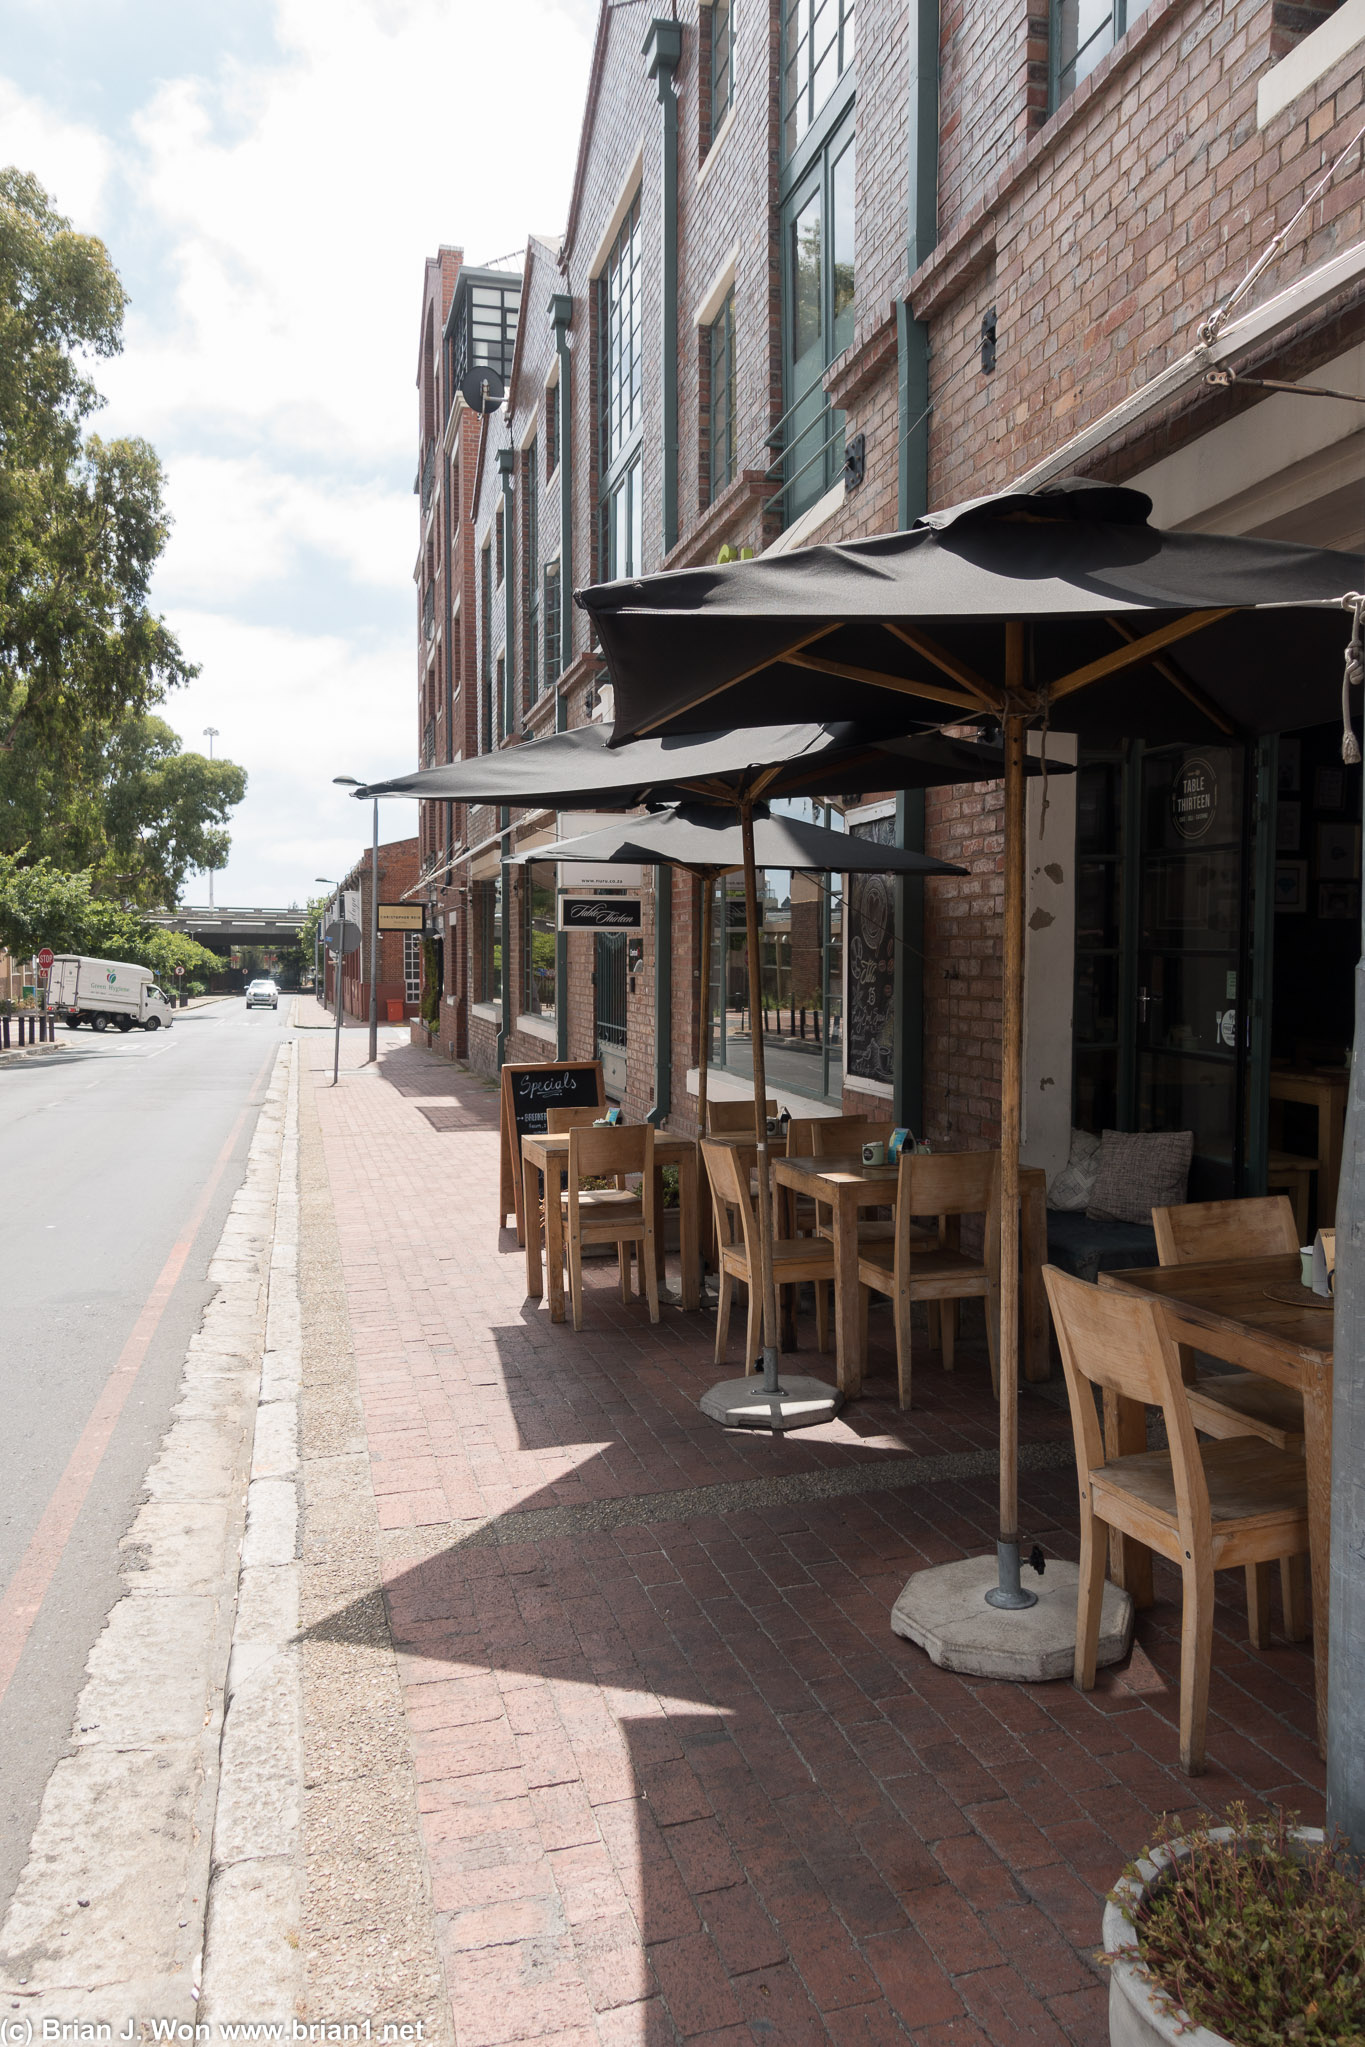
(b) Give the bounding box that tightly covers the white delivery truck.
[47,956,176,1033]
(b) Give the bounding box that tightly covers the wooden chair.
[856,1150,1001,1407]
[562,1123,660,1332]
[810,1117,893,1158]
[701,1139,833,1370]
[1151,1194,1308,1645]
[1043,1263,1310,1774]
[708,1097,778,1136]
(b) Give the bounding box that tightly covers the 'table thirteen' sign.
[558,894,644,932]
[1171,755,1219,841]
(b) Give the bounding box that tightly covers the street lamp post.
[334,778,380,1066]
[203,727,220,909]
[316,876,344,1086]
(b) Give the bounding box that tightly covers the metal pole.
[697,874,712,1140]
[986,645,1036,1611]
[741,803,783,1392]
[332,894,343,1088]
[368,798,380,1064]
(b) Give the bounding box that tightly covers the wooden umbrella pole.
[697,874,712,1139]
[987,633,1036,1609]
[741,800,783,1391]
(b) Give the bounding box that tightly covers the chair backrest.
[785,1117,823,1158]
[1152,1194,1299,1266]
[708,1097,777,1136]
[1042,1263,1209,1539]
[895,1148,1000,1271]
[566,1122,655,1218]
[811,1117,893,1158]
[546,1105,603,1134]
[701,1138,760,1267]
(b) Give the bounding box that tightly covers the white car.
[245,978,280,1010]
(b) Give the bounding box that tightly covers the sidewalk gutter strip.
[0,1045,295,2035]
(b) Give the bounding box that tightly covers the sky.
[1,0,596,906]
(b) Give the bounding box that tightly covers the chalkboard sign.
[498,1058,604,1235]
[845,816,896,1088]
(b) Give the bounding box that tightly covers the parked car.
[245,979,279,1010]
[47,956,176,1033]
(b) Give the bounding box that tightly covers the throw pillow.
[1048,1127,1102,1213]
[1087,1128,1194,1227]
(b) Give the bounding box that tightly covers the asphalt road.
[0,996,293,1919]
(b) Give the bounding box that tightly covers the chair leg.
[1245,1562,1272,1650]
[894,1284,913,1409]
[1178,1550,1215,1774]
[714,1267,734,1365]
[619,1241,632,1303]
[941,1298,956,1374]
[745,1278,763,1374]
[814,1276,829,1353]
[1074,1507,1107,1693]
[1280,1553,1308,1641]
[642,1227,660,1326]
[569,1227,584,1334]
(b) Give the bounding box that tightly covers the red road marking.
[0,1047,278,1707]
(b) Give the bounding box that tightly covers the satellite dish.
[459,366,505,414]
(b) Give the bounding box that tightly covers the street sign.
[558,895,643,931]
[323,918,363,956]
[174,964,185,976]
[37,948,53,972]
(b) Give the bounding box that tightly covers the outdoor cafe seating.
[558,1119,660,1332]
[701,1137,834,1367]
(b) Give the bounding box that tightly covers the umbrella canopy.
[508,801,967,877]
[579,478,1363,750]
[355,721,1068,810]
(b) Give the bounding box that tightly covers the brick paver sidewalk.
[304,1034,1322,2047]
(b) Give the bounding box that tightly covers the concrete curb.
[0,1046,292,2030]
[199,1041,305,2031]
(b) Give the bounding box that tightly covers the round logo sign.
[37,947,53,970]
[1171,755,1219,841]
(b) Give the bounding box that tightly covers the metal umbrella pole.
[367,797,380,1064]
[741,799,784,1392]
[697,874,712,1142]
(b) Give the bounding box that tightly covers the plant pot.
[1103,1825,1327,2046]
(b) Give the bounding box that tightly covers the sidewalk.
[297,1031,1324,2047]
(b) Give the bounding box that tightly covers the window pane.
[709,290,736,501]
[831,137,855,356]
[604,196,642,464]
[1055,0,1115,98]
[792,190,822,365]
[522,864,556,1017]
[711,0,734,130]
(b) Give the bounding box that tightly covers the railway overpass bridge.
[148,905,312,988]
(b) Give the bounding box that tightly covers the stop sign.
[37,947,53,972]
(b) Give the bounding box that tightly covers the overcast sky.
[1,0,595,905]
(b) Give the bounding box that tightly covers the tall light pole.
[334,778,379,1066]
[203,727,220,909]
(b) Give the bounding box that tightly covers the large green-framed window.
[598,195,644,581]
[1051,0,1151,107]
[711,0,735,133]
[708,289,736,503]
[524,437,540,706]
[479,540,493,753]
[782,0,854,155]
[521,864,556,1018]
[780,122,854,520]
[544,561,562,688]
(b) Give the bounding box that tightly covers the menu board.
[498,1059,604,1234]
[845,816,897,1087]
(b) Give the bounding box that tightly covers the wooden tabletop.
[1099,1255,1333,1369]
[775,1151,899,1188]
[522,1130,698,1160]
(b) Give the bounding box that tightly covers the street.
[0,997,292,1919]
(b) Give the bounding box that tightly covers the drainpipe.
[497,445,516,736]
[647,866,672,1127]
[550,294,573,1059]
[894,0,939,1131]
[497,820,512,1067]
[644,18,683,558]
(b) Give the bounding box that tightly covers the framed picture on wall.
[1317,822,1361,879]
[1276,801,1301,851]
[1319,881,1359,920]
[1314,766,1346,810]
[1278,737,1301,793]
[1274,860,1308,912]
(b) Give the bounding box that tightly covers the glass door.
[1136,746,1250,1200]
[595,931,628,1099]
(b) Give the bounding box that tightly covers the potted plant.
[1102,1806,1363,2046]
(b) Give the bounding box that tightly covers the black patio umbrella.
[513,801,967,1423]
[577,475,1365,1647]
[359,723,1064,1430]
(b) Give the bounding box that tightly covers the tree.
[0,170,195,773]
[0,851,218,982]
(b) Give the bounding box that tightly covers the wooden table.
[521,1131,701,1323]
[1268,1068,1348,1226]
[1098,1253,1332,1753]
[770,1154,1050,1395]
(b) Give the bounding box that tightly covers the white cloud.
[3,0,595,904]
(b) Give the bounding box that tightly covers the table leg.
[678,1150,700,1311]
[545,1171,566,1324]
[1319,1095,1344,1228]
[1021,1175,1051,1382]
[1103,1391,1154,1608]
[523,1154,544,1302]
[833,1185,862,1397]
[1300,1362,1332,1757]
[778,1168,798,1351]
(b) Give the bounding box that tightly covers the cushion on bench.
[1045,1208,1158,1289]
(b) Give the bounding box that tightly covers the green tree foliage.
[1,170,196,768]
[0,851,218,982]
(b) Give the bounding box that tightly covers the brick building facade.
[412,0,1365,1187]
[325,836,423,1023]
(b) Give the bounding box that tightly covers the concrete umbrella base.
[700,1375,843,1430]
[891,1553,1134,1681]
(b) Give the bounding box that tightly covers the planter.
[1103,1826,1327,2046]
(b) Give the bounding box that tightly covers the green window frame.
[524,438,540,705]
[544,561,562,687]
[598,194,644,581]
[476,877,502,1006]
[1050,0,1151,108]
[708,289,736,504]
[782,0,854,157]
[780,120,855,521]
[479,540,492,753]
[711,0,735,133]
[521,864,557,1018]
[495,652,505,743]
